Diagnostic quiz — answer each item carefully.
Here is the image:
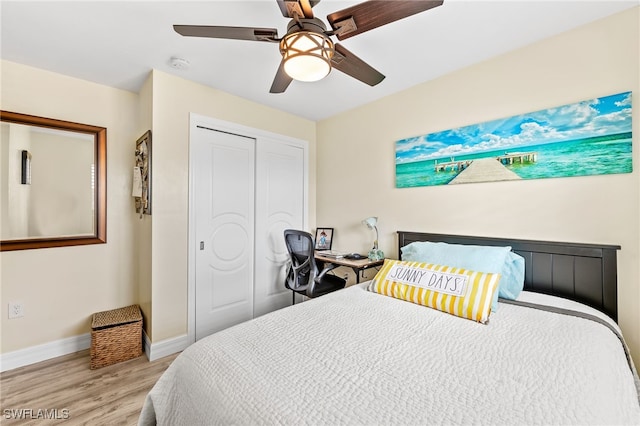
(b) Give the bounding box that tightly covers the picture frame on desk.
[314,227,333,250]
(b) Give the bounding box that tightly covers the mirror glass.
[0,111,106,251]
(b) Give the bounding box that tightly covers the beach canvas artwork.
[395,92,632,188]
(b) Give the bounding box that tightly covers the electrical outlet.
[8,301,24,319]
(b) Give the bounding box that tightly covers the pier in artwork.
[496,152,538,165]
[449,158,522,184]
[435,151,537,172]
[434,159,472,172]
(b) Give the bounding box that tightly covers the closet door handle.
[200,241,204,250]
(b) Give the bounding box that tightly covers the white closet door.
[193,126,255,341]
[254,138,305,317]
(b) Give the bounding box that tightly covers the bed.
[139,231,640,425]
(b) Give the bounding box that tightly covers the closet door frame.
[187,113,309,345]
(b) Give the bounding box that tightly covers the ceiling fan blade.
[331,43,385,87]
[270,60,294,93]
[327,0,444,41]
[173,25,279,42]
[276,0,319,19]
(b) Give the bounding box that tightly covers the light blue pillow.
[401,241,524,311]
[500,251,525,300]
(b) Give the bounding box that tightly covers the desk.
[315,253,384,284]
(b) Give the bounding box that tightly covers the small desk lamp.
[362,217,384,261]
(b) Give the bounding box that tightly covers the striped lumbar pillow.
[368,259,500,324]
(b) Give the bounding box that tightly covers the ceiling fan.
[174,0,444,93]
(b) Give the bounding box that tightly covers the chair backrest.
[283,229,317,291]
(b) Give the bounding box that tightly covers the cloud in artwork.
[396,92,632,164]
[615,93,632,107]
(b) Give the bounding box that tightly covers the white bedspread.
[139,283,640,425]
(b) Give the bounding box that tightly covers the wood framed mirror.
[1,111,106,251]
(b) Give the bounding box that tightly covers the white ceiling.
[1,1,637,121]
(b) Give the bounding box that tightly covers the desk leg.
[352,267,361,284]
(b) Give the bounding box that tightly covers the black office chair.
[283,229,346,304]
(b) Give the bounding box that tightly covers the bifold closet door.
[254,139,305,317]
[193,127,255,341]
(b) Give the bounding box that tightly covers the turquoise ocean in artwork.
[395,133,632,188]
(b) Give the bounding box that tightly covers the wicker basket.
[90,304,142,369]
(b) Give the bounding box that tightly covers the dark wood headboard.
[397,231,621,321]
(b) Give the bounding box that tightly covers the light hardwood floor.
[0,350,178,425]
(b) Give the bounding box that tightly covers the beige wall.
[136,73,153,338]
[147,70,316,342]
[0,61,140,353]
[317,8,640,359]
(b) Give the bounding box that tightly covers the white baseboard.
[144,331,191,361]
[0,333,91,373]
[143,330,151,360]
[0,331,190,372]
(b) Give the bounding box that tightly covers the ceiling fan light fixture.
[280,31,334,82]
